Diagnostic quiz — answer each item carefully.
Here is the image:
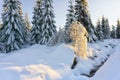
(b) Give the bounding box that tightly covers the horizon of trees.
[0,0,119,53]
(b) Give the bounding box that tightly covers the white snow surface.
[0,39,120,80]
[90,40,120,80]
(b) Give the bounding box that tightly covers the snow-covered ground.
[91,40,120,80]
[0,39,120,80]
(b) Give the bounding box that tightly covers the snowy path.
[91,42,120,80]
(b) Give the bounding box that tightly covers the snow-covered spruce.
[116,19,120,38]
[0,21,2,28]
[0,0,27,52]
[74,0,97,42]
[24,13,32,43]
[111,25,117,39]
[40,0,57,45]
[48,27,65,46]
[104,19,111,39]
[65,0,75,30]
[31,0,43,44]
[64,0,75,43]
[96,19,104,41]
[24,13,32,32]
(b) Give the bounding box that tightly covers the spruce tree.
[24,13,32,43]
[111,25,116,39]
[65,0,75,30]
[116,20,120,38]
[104,19,110,39]
[48,27,65,46]
[96,19,104,41]
[24,13,32,31]
[74,0,97,42]
[64,0,75,43]
[101,16,106,39]
[31,0,43,44]
[0,21,1,28]
[0,0,27,52]
[40,0,57,44]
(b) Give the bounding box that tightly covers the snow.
[0,44,74,80]
[0,39,120,80]
[91,40,120,80]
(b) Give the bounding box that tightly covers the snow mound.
[0,44,74,80]
[0,39,120,80]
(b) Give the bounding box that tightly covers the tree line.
[0,0,119,53]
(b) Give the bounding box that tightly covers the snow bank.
[91,41,120,80]
[0,39,119,80]
[0,44,74,80]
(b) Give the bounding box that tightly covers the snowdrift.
[0,39,120,80]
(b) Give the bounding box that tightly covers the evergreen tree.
[104,19,110,39]
[24,13,32,43]
[111,25,116,39]
[96,19,104,41]
[40,0,57,44]
[101,16,106,39]
[65,0,75,30]
[48,27,65,46]
[0,0,27,52]
[74,0,97,42]
[0,21,1,28]
[31,0,43,44]
[116,19,120,38]
[24,13,32,31]
[64,0,75,43]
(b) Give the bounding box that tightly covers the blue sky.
[0,0,120,27]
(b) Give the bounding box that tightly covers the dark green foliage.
[0,0,27,52]
[96,19,104,41]
[111,25,116,39]
[40,0,57,45]
[116,20,120,38]
[74,0,97,42]
[31,0,43,44]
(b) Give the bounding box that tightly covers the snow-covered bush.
[68,21,89,59]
